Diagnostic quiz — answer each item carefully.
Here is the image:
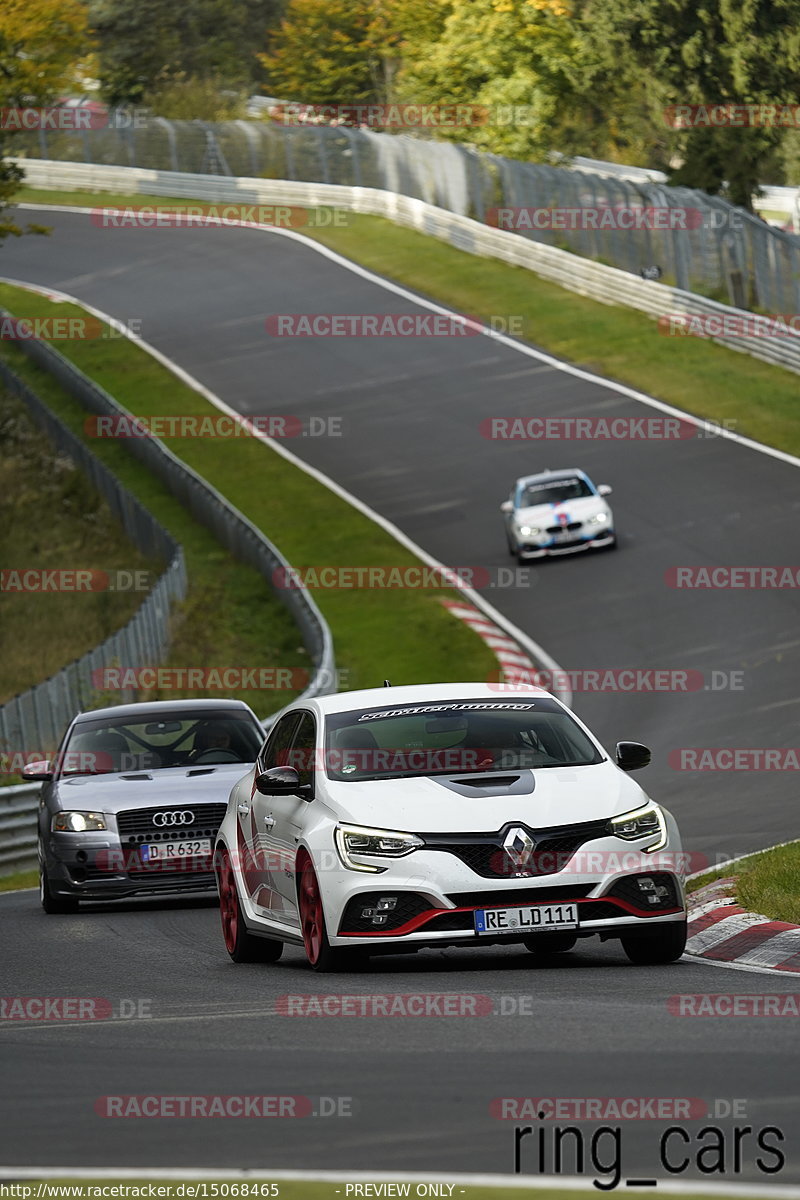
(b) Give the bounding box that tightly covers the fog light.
[638,877,656,892]
[371,914,389,925]
[376,897,397,911]
[637,876,669,905]
[361,907,376,918]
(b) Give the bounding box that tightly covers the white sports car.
[215,683,686,971]
[501,468,616,561]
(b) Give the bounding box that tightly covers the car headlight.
[607,804,666,851]
[587,512,608,525]
[52,811,107,832]
[335,824,423,873]
[518,525,541,537]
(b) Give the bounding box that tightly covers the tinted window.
[261,712,300,771]
[287,712,316,789]
[324,697,603,782]
[60,708,264,776]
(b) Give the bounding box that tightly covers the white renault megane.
[215,684,687,971]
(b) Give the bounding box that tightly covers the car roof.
[72,698,257,724]
[299,681,553,717]
[514,468,591,489]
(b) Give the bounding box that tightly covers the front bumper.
[42,832,217,900]
[517,529,615,559]
[320,834,687,949]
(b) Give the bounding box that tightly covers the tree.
[579,0,800,208]
[258,0,443,107]
[396,0,578,159]
[89,0,284,106]
[0,0,90,243]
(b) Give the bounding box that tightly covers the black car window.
[260,712,301,771]
[287,711,316,791]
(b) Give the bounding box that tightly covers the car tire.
[297,852,356,973]
[523,933,577,955]
[620,920,687,965]
[39,858,79,914]
[217,845,283,963]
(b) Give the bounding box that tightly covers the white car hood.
[515,495,610,525]
[324,759,647,833]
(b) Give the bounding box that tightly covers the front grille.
[116,803,228,843]
[546,521,583,533]
[420,820,608,879]
[339,891,432,934]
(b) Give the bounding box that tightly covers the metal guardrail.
[10,114,800,312]
[0,327,336,876]
[0,785,39,875]
[0,351,188,758]
[16,158,800,377]
[9,333,336,700]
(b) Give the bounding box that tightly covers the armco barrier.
[0,352,187,755]
[16,158,800,376]
[5,327,336,706]
[0,328,336,875]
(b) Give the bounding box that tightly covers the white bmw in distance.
[215,684,687,971]
[502,468,616,561]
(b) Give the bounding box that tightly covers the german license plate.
[553,529,575,543]
[475,902,578,935]
[141,839,212,862]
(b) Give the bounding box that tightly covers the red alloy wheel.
[299,858,324,965]
[218,848,239,954]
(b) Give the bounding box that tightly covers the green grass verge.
[688,840,800,923]
[14,185,800,459]
[0,282,496,709]
[0,867,37,891]
[0,387,159,703]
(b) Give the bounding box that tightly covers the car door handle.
[237,802,250,814]
[263,814,275,829]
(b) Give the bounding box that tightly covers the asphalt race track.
[1,208,799,1181]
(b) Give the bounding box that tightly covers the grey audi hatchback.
[23,698,264,912]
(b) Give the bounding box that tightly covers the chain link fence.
[13,115,800,312]
[0,351,187,760]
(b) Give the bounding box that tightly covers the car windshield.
[324,697,603,782]
[518,477,593,507]
[57,708,264,776]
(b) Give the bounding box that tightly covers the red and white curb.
[687,878,800,973]
[441,599,539,680]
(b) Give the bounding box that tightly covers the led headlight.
[607,804,666,851]
[52,811,107,832]
[587,512,608,525]
[335,824,423,873]
[518,525,541,537]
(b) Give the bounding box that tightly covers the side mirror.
[597,484,612,497]
[615,741,651,772]
[500,500,513,514]
[255,766,310,798]
[21,759,53,782]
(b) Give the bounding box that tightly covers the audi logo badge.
[152,810,195,827]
